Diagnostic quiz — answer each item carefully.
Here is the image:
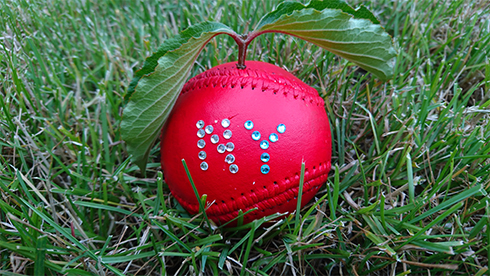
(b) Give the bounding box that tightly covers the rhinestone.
[200,161,209,171]
[217,144,226,153]
[261,164,270,174]
[225,142,235,152]
[269,133,278,142]
[223,130,232,139]
[211,134,219,144]
[221,118,231,128]
[197,139,206,149]
[244,120,254,130]
[229,164,239,174]
[197,129,205,138]
[225,154,235,164]
[198,151,207,160]
[260,140,269,150]
[196,120,205,129]
[260,152,270,162]
[205,125,214,134]
[277,124,286,133]
[251,131,261,141]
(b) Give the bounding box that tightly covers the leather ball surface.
[160,61,332,225]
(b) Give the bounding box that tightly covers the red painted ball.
[160,61,332,225]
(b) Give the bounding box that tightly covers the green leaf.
[126,22,233,101]
[121,22,235,173]
[254,2,396,80]
[256,0,379,29]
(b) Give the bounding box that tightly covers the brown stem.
[236,34,248,69]
[228,31,264,69]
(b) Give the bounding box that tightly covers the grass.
[1,0,489,275]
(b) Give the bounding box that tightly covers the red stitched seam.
[180,67,325,107]
[171,162,330,217]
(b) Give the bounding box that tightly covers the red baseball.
[160,61,332,225]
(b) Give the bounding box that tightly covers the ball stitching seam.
[181,68,325,107]
[171,161,331,219]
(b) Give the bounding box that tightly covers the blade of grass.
[240,221,256,276]
[397,201,464,249]
[294,161,306,233]
[181,159,212,230]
